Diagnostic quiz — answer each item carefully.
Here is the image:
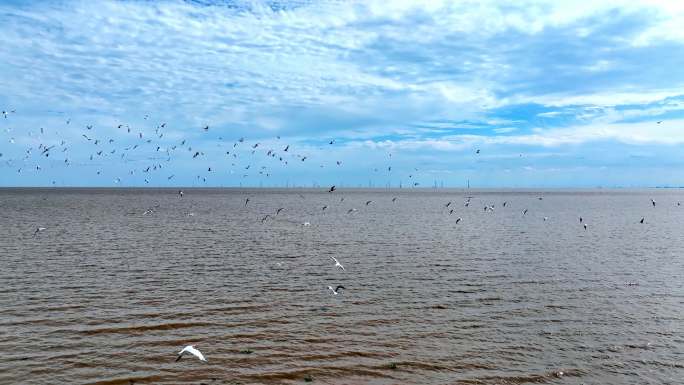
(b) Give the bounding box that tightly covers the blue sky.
[1,0,684,187]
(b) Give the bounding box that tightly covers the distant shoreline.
[0,186,681,191]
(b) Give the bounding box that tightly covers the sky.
[1,0,684,188]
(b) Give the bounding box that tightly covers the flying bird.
[327,285,345,295]
[244,198,250,207]
[455,217,462,224]
[176,345,206,362]
[583,223,588,230]
[522,209,528,215]
[651,199,656,207]
[178,190,184,197]
[330,256,345,270]
[328,185,336,193]
[276,207,284,215]
[33,227,47,236]
[365,200,373,206]
[639,217,644,224]
[392,197,397,202]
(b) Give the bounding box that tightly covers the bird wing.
[188,346,206,361]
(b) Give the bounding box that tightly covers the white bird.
[33,227,46,236]
[176,345,206,362]
[583,223,588,230]
[302,222,311,226]
[327,285,345,295]
[330,256,345,270]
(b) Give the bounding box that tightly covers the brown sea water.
[1,188,682,385]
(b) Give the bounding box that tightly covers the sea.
[1,188,682,385]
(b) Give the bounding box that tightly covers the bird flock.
[9,108,680,368]
[1,109,443,188]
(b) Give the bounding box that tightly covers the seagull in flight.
[33,227,47,236]
[347,208,357,214]
[330,256,345,270]
[327,285,345,295]
[176,345,207,362]
[365,200,373,206]
[392,197,397,202]
[639,217,644,224]
[328,185,336,193]
[651,199,656,207]
[276,207,284,215]
[245,198,250,207]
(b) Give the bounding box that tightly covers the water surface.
[1,188,682,384]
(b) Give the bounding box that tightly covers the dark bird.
[178,190,184,197]
[283,145,289,152]
[579,216,583,223]
[639,217,644,224]
[476,149,480,154]
[328,185,336,193]
[392,197,397,202]
[261,214,272,223]
[502,201,507,207]
[583,223,588,230]
[657,121,662,124]
[276,208,284,215]
[322,205,328,211]
[365,200,373,206]
[245,198,250,207]
[347,208,357,214]
[651,199,656,207]
[522,209,528,215]
[329,140,335,145]
[203,125,209,131]
[445,201,451,208]
[455,217,462,224]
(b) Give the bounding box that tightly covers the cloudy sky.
[1,0,684,188]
